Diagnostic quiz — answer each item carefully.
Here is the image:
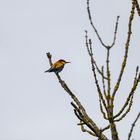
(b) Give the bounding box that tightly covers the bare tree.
[45,0,140,140]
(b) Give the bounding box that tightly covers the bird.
[45,59,70,74]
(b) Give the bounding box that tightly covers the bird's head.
[59,59,70,64]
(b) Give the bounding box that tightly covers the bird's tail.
[44,67,53,73]
[44,69,49,73]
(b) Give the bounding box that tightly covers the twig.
[128,112,140,140]
[114,68,140,120]
[85,31,108,79]
[100,125,110,132]
[101,66,107,100]
[114,94,134,122]
[87,0,120,49]
[110,16,120,48]
[99,97,108,120]
[112,0,136,103]
[79,121,97,137]
[134,0,140,16]
[90,52,108,111]
[106,48,111,106]
[85,31,108,112]
[74,109,84,122]
[71,102,84,121]
[46,53,53,66]
[87,0,107,48]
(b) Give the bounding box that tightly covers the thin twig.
[79,121,97,137]
[100,125,110,132]
[89,39,108,80]
[88,51,108,111]
[114,94,134,122]
[110,16,120,48]
[85,31,108,112]
[87,0,120,49]
[112,0,136,103]
[87,0,107,48]
[99,97,108,120]
[114,68,140,119]
[71,102,84,121]
[101,66,107,100]
[128,112,140,140]
[85,31,108,79]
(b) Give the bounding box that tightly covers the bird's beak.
[65,61,70,63]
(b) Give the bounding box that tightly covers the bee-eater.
[45,59,70,73]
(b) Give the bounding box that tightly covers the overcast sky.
[0,0,140,140]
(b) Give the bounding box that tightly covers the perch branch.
[72,103,102,138]
[46,52,109,140]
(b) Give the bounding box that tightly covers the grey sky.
[0,0,140,140]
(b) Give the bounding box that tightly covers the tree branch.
[101,66,107,100]
[100,125,110,132]
[79,121,97,137]
[85,31,108,111]
[106,48,111,106]
[114,68,140,120]
[85,31,108,80]
[112,0,136,103]
[87,0,107,48]
[46,52,109,140]
[114,94,134,122]
[134,0,140,16]
[87,0,119,49]
[128,112,140,140]
[99,97,108,120]
[110,16,120,48]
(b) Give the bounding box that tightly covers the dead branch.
[46,52,109,140]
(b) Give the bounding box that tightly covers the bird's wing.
[53,61,63,69]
